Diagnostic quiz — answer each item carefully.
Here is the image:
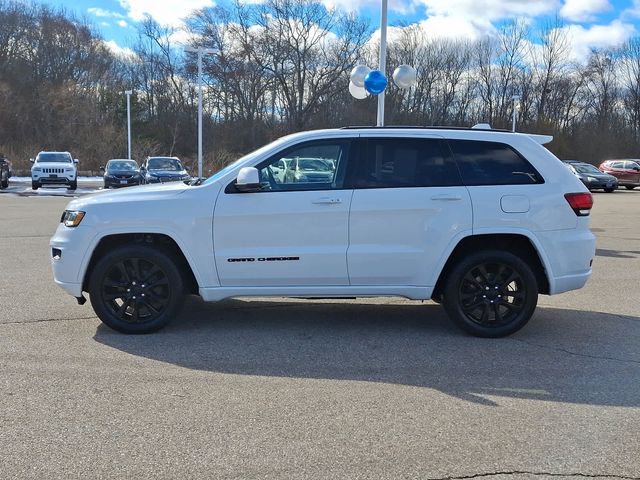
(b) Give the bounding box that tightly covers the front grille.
[115,174,133,179]
[42,168,65,174]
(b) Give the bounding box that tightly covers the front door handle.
[312,197,342,205]
[431,194,462,201]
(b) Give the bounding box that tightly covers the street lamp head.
[124,90,132,95]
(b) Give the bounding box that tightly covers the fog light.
[52,248,62,260]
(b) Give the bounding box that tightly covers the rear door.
[347,135,472,286]
[624,161,640,184]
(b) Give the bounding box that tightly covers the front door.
[214,139,353,286]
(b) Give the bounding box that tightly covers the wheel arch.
[432,232,551,301]
[81,233,199,295]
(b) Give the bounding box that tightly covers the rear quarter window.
[448,140,544,186]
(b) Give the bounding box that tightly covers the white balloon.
[350,65,371,88]
[393,64,417,89]
[349,80,368,99]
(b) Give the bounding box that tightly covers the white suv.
[31,151,78,190]
[50,127,596,337]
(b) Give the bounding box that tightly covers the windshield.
[574,164,601,174]
[37,153,72,163]
[148,158,183,171]
[297,159,332,171]
[108,160,138,171]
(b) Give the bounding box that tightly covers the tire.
[68,180,77,190]
[625,185,636,190]
[88,245,185,334]
[604,188,615,193]
[442,250,539,338]
[0,169,8,189]
[31,180,39,190]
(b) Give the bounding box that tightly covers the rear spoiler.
[527,133,553,145]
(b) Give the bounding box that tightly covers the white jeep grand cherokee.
[31,151,78,190]
[50,127,596,337]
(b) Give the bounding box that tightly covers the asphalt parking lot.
[1,186,639,479]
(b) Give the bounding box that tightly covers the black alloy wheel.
[89,245,185,333]
[443,250,538,337]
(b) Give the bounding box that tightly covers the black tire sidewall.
[88,245,185,334]
[443,250,539,338]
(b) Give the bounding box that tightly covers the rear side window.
[354,138,462,188]
[448,140,543,186]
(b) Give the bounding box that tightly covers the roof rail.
[340,125,512,133]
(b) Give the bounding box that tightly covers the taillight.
[564,192,593,216]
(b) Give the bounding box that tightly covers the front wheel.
[442,250,538,338]
[68,180,77,190]
[31,180,39,190]
[604,187,615,193]
[0,170,8,189]
[88,245,185,334]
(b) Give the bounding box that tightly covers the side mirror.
[30,158,34,163]
[74,159,79,164]
[236,167,260,192]
[99,166,105,171]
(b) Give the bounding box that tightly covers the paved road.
[0,190,639,479]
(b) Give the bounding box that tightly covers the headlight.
[587,176,597,182]
[33,167,42,172]
[61,210,85,228]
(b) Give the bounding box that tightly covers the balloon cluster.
[349,64,417,99]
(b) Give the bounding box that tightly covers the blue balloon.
[364,70,387,95]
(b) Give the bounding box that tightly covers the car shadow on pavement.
[596,248,640,258]
[94,297,640,408]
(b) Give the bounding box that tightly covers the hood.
[66,181,189,210]
[576,171,616,179]
[147,169,188,177]
[33,162,74,169]
[106,170,141,176]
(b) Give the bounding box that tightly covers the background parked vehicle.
[30,151,78,190]
[140,156,191,184]
[563,160,618,192]
[599,159,640,189]
[0,153,10,189]
[100,159,142,189]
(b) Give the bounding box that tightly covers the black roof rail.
[339,125,513,133]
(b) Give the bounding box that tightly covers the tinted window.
[354,138,461,188]
[148,158,183,171]
[107,160,138,171]
[37,153,72,163]
[625,161,640,169]
[574,164,600,174]
[254,141,349,192]
[449,140,543,185]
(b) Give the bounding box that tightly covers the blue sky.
[43,0,640,61]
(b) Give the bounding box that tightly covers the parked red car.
[599,159,640,189]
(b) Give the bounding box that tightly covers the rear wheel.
[442,250,538,338]
[625,185,636,190]
[88,245,185,334]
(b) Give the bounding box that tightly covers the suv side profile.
[599,159,640,189]
[31,151,78,190]
[50,127,595,337]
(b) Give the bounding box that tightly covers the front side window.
[449,140,543,185]
[353,138,461,188]
[255,141,348,191]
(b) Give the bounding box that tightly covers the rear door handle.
[431,194,462,201]
[312,197,342,205]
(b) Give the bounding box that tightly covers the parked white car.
[50,127,596,337]
[31,151,78,190]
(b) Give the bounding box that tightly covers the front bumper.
[105,178,141,188]
[34,175,75,185]
[582,178,617,190]
[50,224,94,297]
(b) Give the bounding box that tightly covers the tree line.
[2,0,640,173]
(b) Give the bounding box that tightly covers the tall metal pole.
[125,90,132,160]
[377,0,388,127]
[197,50,203,179]
[512,95,520,132]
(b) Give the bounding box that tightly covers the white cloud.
[103,40,137,58]
[118,0,215,27]
[414,0,558,22]
[560,0,611,22]
[117,19,128,28]
[559,20,636,61]
[87,7,125,19]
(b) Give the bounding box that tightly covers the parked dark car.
[140,156,191,184]
[0,153,10,189]
[100,159,142,189]
[599,159,640,189]
[563,161,618,192]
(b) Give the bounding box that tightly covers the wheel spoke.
[492,303,503,323]
[116,299,130,319]
[140,299,160,315]
[114,261,130,283]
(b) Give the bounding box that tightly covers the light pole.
[185,46,215,179]
[124,90,132,160]
[512,94,521,132]
[377,0,388,126]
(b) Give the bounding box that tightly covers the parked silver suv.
[31,151,78,190]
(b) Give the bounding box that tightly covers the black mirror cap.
[235,182,261,193]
